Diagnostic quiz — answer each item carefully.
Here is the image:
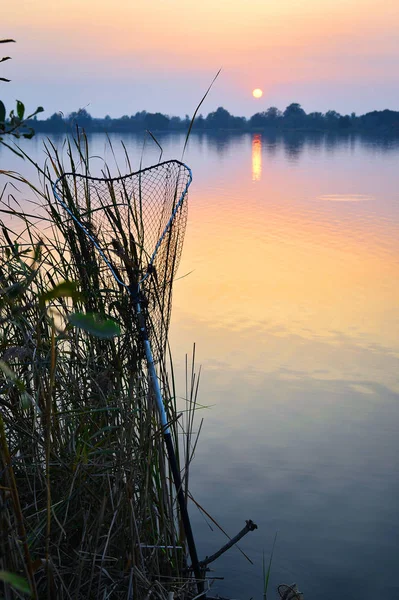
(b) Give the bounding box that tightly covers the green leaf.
[36,106,44,113]
[0,570,31,594]
[20,392,33,409]
[41,280,81,303]
[69,312,121,338]
[0,100,5,123]
[0,360,26,392]
[23,130,35,139]
[0,360,18,381]
[16,100,25,120]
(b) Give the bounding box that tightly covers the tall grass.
[0,133,202,599]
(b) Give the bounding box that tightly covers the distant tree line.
[26,103,399,135]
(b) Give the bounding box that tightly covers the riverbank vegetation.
[0,135,204,599]
[25,104,399,135]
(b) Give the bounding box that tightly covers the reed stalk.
[0,134,202,599]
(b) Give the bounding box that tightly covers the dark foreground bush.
[0,134,201,599]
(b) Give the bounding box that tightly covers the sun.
[252,88,263,99]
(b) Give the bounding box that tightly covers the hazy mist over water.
[1,131,398,599]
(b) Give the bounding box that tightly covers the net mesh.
[53,160,191,359]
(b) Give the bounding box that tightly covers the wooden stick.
[199,520,258,567]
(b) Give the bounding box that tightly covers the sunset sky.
[2,0,399,118]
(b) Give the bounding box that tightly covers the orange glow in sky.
[2,0,399,116]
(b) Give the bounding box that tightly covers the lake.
[1,131,398,600]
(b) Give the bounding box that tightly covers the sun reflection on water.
[252,133,262,181]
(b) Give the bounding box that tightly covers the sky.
[2,0,399,119]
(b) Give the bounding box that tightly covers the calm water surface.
[1,132,398,599]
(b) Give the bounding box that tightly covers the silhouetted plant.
[0,39,43,153]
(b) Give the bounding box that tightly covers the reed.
[0,133,201,599]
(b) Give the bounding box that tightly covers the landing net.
[53,160,191,359]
